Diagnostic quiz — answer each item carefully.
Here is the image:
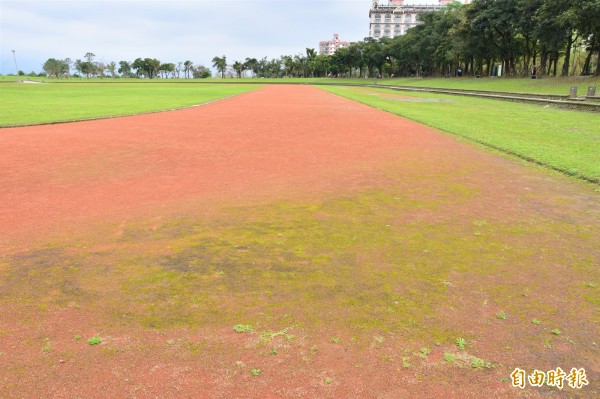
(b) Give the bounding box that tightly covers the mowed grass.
[5,74,599,95]
[320,85,600,183]
[366,75,600,95]
[0,82,259,126]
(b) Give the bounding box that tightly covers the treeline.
[203,0,600,79]
[42,0,599,80]
[42,53,211,79]
[220,0,599,79]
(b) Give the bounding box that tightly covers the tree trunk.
[581,48,593,75]
[539,51,547,77]
[562,31,574,77]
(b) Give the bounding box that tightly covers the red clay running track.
[0,84,523,251]
[1,85,599,398]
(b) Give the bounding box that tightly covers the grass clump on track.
[0,83,260,126]
[320,85,600,183]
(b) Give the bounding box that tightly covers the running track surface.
[1,85,599,398]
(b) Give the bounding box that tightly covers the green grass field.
[364,75,600,95]
[0,82,259,126]
[3,74,599,95]
[320,85,600,183]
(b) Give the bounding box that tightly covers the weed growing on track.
[234,325,253,333]
[444,353,456,362]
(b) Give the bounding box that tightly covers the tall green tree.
[244,58,259,77]
[232,61,245,78]
[118,61,132,78]
[183,60,193,79]
[212,56,227,78]
[42,58,70,78]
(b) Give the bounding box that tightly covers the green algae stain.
[111,188,503,340]
[3,186,599,348]
[0,248,94,310]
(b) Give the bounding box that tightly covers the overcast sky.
[1,0,458,75]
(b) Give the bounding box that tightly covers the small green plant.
[251,368,261,376]
[551,329,561,335]
[324,377,333,384]
[531,319,541,325]
[496,312,507,320]
[584,282,596,288]
[270,348,278,356]
[88,336,102,345]
[259,327,292,343]
[42,338,51,353]
[233,324,253,333]
[456,337,467,350]
[443,352,456,362]
[471,357,494,369]
[402,357,411,368]
[330,337,340,344]
[419,347,431,359]
[74,335,82,340]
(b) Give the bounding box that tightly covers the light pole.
[11,50,19,75]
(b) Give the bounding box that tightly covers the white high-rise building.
[369,0,464,39]
[319,34,350,56]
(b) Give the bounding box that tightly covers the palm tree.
[232,61,244,78]
[306,48,317,77]
[183,60,193,79]
[212,56,227,78]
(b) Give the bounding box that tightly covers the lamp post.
[12,50,19,75]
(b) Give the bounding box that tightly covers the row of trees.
[42,0,599,80]
[43,53,212,79]
[384,0,600,77]
[216,0,600,79]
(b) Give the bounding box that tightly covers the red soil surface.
[1,85,599,398]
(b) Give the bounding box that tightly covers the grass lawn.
[365,75,600,95]
[0,82,260,126]
[319,85,600,183]
[3,74,599,95]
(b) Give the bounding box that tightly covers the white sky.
[0,0,459,74]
